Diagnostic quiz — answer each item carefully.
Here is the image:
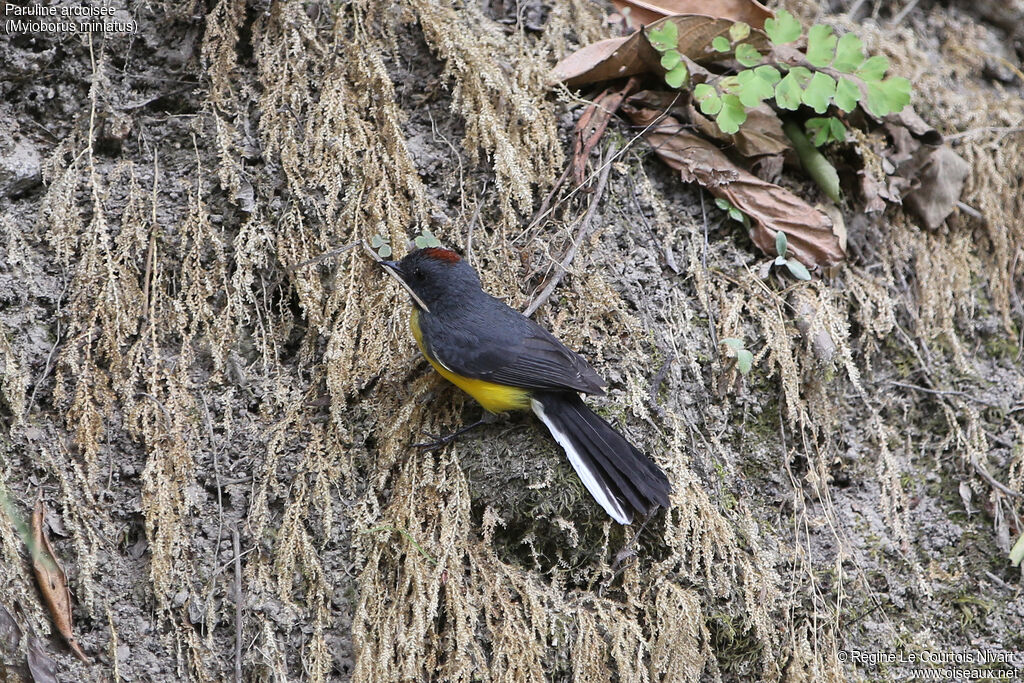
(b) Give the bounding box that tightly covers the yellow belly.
[410,309,531,413]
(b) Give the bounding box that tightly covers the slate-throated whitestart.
[380,247,671,524]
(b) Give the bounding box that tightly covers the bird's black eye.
[413,267,424,280]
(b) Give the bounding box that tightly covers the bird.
[379,246,671,524]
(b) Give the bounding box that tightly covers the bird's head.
[380,247,481,313]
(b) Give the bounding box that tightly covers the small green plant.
[370,229,442,259]
[772,230,811,281]
[805,116,846,146]
[715,197,750,228]
[721,338,753,375]
[369,234,392,258]
[648,22,689,88]
[682,10,910,135]
[1011,532,1024,567]
[413,228,442,249]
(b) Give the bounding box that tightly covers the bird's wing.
[426,307,607,395]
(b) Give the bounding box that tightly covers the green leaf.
[801,71,837,114]
[697,88,723,115]
[805,117,845,146]
[832,32,864,72]
[735,43,762,67]
[414,236,428,248]
[712,36,731,52]
[775,71,803,110]
[834,76,860,112]
[785,258,812,280]
[805,117,831,146]
[722,337,743,352]
[715,197,731,211]
[736,69,774,107]
[665,63,689,88]
[806,24,837,68]
[753,65,781,85]
[728,207,743,222]
[775,230,788,257]
[694,83,715,101]
[648,22,678,52]
[1010,533,1024,566]
[829,116,846,142]
[718,75,740,94]
[865,77,911,117]
[370,234,384,247]
[856,54,889,82]
[729,22,750,42]
[736,349,753,375]
[660,49,681,70]
[764,9,802,45]
[378,244,392,258]
[716,94,746,134]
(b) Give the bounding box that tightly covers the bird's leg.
[599,507,660,596]
[414,412,498,449]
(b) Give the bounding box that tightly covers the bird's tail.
[530,392,671,524]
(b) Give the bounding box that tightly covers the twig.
[944,126,1024,141]
[28,277,69,411]
[524,142,618,317]
[516,92,680,243]
[201,396,224,568]
[970,458,1023,499]
[287,242,360,271]
[233,528,243,683]
[465,182,486,267]
[889,0,921,25]
[984,570,1012,591]
[649,352,674,408]
[956,201,983,219]
[885,380,1003,409]
[699,192,718,350]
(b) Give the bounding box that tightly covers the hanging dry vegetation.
[0,0,1022,681]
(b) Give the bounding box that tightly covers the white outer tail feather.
[531,398,632,524]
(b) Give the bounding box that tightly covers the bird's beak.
[378,259,430,313]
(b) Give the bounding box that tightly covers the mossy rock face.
[1,1,1024,681]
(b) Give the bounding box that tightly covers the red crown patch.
[423,247,460,263]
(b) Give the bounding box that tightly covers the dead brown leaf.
[903,146,970,229]
[573,78,641,187]
[623,102,845,268]
[611,0,774,29]
[27,638,58,683]
[552,15,768,89]
[31,500,89,663]
[688,102,790,157]
[551,34,659,89]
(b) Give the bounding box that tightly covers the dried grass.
[0,0,1020,681]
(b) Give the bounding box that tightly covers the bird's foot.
[413,416,493,449]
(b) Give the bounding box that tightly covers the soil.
[1,1,1022,682]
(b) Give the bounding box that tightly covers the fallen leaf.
[27,637,58,683]
[685,101,790,157]
[885,106,942,145]
[0,604,21,650]
[31,500,89,663]
[611,0,774,28]
[572,78,641,187]
[551,34,659,88]
[623,102,845,268]
[552,15,768,88]
[959,480,975,515]
[903,146,970,229]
